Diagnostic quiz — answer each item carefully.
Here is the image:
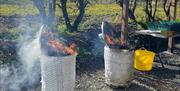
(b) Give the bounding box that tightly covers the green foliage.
[0,28,19,40]
[77,47,92,58]
[0,52,17,65]
[80,16,101,30]
[56,23,75,36]
[0,4,38,16]
[56,24,68,33]
[0,22,20,40]
[176,18,180,22]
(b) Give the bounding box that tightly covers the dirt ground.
[74,55,180,91]
[31,56,179,91]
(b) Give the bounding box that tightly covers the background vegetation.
[0,1,180,33]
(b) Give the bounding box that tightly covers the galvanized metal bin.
[104,45,134,87]
[40,54,76,91]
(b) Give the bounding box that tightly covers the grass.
[86,4,121,16]
[0,4,120,17]
[0,3,180,36]
[1,3,179,21]
[0,4,38,17]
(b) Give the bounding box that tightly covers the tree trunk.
[153,0,158,18]
[169,0,177,21]
[116,0,136,21]
[33,0,56,26]
[48,0,56,25]
[33,0,47,24]
[132,0,137,13]
[163,0,170,19]
[145,0,157,21]
[121,0,129,46]
[145,0,152,21]
[60,0,73,31]
[163,0,178,21]
[60,0,87,32]
[73,0,86,32]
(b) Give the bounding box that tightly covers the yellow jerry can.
[134,48,155,71]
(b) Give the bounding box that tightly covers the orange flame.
[48,40,77,55]
[120,38,126,46]
[105,34,114,45]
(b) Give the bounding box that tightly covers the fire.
[120,38,126,46]
[105,34,114,45]
[41,29,78,55]
[48,39,77,55]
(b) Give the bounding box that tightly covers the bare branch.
[153,0,158,19]
[33,0,47,24]
[145,0,158,21]
[60,0,72,31]
[163,0,170,18]
[132,0,137,13]
[60,0,88,32]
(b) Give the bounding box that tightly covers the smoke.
[92,35,105,57]
[17,25,42,87]
[0,18,42,91]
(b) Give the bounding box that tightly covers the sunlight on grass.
[0,3,179,21]
[86,4,121,16]
[0,4,38,16]
[0,3,121,17]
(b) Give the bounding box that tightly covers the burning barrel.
[104,45,134,87]
[40,54,76,91]
[39,25,77,91]
[101,21,134,87]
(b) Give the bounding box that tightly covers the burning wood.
[101,21,123,48]
[48,40,77,55]
[104,34,114,45]
[40,25,77,56]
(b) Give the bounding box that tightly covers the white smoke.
[18,25,42,73]
[0,19,43,91]
[18,25,43,87]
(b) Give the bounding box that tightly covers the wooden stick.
[167,36,173,52]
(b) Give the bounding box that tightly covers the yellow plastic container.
[134,48,155,71]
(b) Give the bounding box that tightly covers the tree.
[163,0,179,20]
[170,0,179,21]
[163,0,179,52]
[129,0,138,14]
[116,0,136,22]
[120,0,129,46]
[145,0,158,21]
[60,0,88,32]
[33,0,56,26]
